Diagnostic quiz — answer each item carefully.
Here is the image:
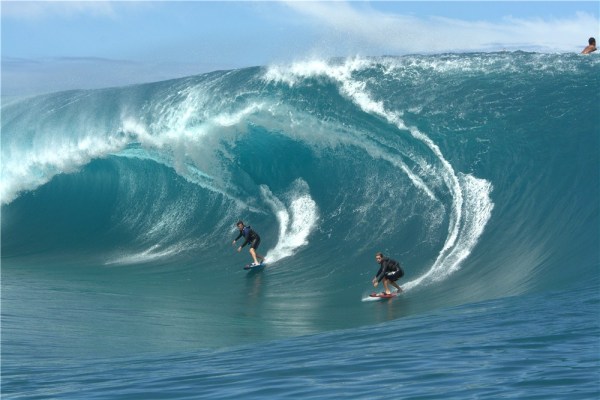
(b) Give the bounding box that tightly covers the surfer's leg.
[382,279,391,294]
[249,248,259,264]
[249,238,262,264]
[389,271,402,292]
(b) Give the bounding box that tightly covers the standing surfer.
[372,252,404,295]
[232,220,265,266]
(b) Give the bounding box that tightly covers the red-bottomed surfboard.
[369,292,398,299]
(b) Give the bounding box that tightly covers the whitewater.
[2,52,599,399]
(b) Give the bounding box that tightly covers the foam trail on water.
[403,175,494,289]
[105,242,190,266]
[260,181,318,264]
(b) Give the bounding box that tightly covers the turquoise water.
[2,52,599,398]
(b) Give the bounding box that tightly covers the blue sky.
[2,1,599,97]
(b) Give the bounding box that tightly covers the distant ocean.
[2,52,599,399]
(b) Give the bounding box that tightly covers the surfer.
[372,252,404,295]
[581,37,596,54]
[232,220,265,266]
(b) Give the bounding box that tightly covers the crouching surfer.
[372,252,404,295]
[232,220,265,266]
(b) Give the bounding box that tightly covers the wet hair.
[375,252,384,258]
[590,37,596,45]
[236,220,244,226]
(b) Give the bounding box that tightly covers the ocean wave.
[2,53,597,308]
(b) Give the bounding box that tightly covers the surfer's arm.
[233,232,243,243]
[374,266,384,283]
[236,232,250,248]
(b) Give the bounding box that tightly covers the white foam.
[1,133,129,205]
[0,89,268,210]
[403,175,494,290]
[260,181,319,264]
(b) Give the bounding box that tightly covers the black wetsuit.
[235,226,261,250]
[375,257,404,282]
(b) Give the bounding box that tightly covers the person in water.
[372,252,404,295]
[581,37,597,54]
[232,220,265,266]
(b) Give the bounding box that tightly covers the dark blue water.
[2,52,599,398]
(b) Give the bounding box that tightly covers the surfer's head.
[375,252,384,263]
[236,220,244,229]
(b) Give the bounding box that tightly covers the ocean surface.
[2,52,599,398]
